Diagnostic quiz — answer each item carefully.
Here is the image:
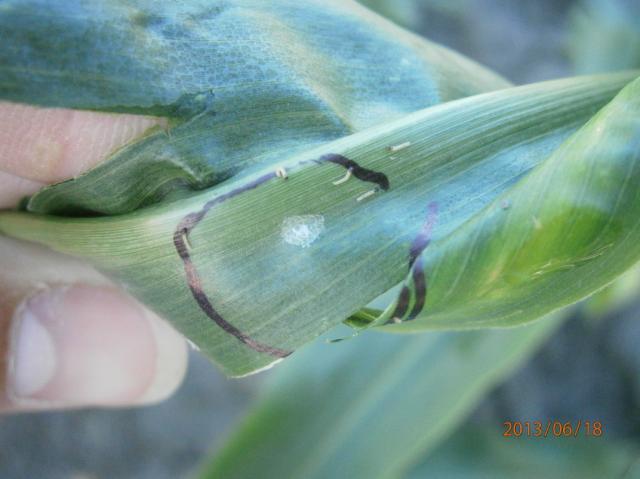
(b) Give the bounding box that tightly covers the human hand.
[0,102,188,412]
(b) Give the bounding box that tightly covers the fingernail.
[9,304,57,399]
[7,286,186,408]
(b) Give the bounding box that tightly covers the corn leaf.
[373,75,640,331]
[1,0,639,376]
[0,0,506,215]
[197,316,561,479]
[406,425,640,479]
[0,74,634,375]
[0,0,508,375]
[569,0,640,75]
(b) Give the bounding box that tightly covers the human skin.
[0,102,188,412]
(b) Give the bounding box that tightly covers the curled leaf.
[0,73,635,375]
[376,75,640,332]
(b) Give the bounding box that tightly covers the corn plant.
[1,1,639,477]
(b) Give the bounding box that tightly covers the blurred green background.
[1,1,639,477]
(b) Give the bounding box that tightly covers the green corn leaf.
[0,73,634,376]
[568,0,640,75]
[2,0,639,376]
[357,0,469,32]
[355,0,421,29]
[0,0,509,376]
[197,315,561,479]
[0,0,507,215]
[406,425,640,479]
[372,75,640,331]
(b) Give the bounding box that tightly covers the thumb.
[0,236,188,412]
[0,102,186,411]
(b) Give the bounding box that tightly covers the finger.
[7,286,187,410]
[0,237,188,412]
[0,101,166,184]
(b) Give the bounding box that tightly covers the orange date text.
[502,420,603,438]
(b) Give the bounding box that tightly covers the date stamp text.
[503,420,604,438]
